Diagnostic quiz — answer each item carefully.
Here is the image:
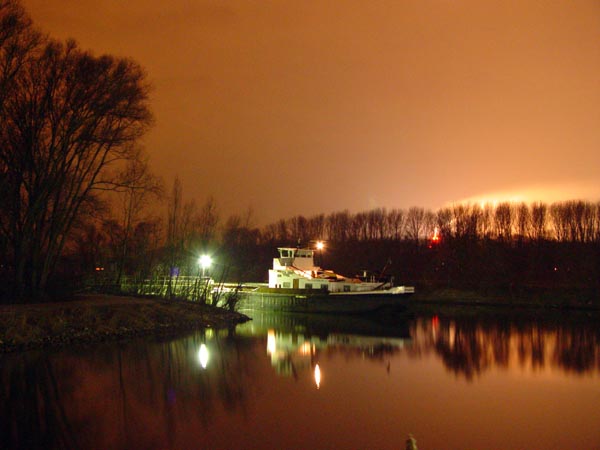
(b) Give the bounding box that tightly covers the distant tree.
[367,208,387,240]
[567,200,596,243]
[165,178,198,276]
[350,212,368,241]
[386,208,405,240]
[326,210,351,242]
[594,202,600,243]
[550,202,569,242]
[289,215,309,244]
[276,219,288,243]
[191,195,219,252]
[114,154,162,284]
[0,19,152,299]
[515,202,531,243]
[452,204,479,240]
[436,207,452,239]
[307,213,326,241]
[406,207,427,244]
[221,211,261,280]
[530,202,548,241]
[494,203,514,241]
[478,204,494,239]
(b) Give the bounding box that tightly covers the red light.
[428,227,441,248]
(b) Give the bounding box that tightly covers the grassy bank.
[0,294,249,353]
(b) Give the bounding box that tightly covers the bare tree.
[350,212,368,241]
[386,208,405,240]
[0,0,39,112]
[550,202,569,242]
[0,29,152,299]
[114,154,162,284]
[289,215,309,244]
[530,202,548,241]
[406,207,427,244]
[326,210,351,242]
[494,203,514,241]
[194,195,219,248]
[367,208,387,240]
[478,203,494,239]
[436,207,452,239]
[276,219,288,242]
[165,177,199,278]
[452,204,477,239]
[515,202,531,242]
[307,213,325,241]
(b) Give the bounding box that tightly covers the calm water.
[2,310,600,449]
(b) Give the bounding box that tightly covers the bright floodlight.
[199,255,212,269]
[316,241,324,250]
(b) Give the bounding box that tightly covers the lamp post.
[316,241,324,267]
[199,255,212,278]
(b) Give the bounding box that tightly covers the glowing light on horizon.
[456,182,600,209]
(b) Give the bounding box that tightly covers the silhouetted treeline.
[257,201,600,301]
[45,198,600,306]
[261,201,600,244]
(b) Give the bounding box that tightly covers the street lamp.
[316,241,324,267]
[199,254,212,278]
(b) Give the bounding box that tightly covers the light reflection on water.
[1,311,599,449]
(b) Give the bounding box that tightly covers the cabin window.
[344,285,351,292]
[305,283,312,289]
[283,282,291,288]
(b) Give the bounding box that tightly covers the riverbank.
[0,294,249,353]
[411,287,600,315]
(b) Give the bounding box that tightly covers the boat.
[235,246,414,314]
[267,247,415,296]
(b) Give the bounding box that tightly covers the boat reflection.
[241,310,600,381]
[238,311,411,382]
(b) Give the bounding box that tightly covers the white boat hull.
[330,286,415,296]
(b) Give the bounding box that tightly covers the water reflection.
[239,312,410,382]
[239,311,600,381]
[410,314,600,379]
[1,311,599,449]
[1,329,264,449]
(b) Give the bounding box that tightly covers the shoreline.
[0,294,250,354]
[411,287,600,310]
[3,289,599,353]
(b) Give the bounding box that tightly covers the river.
[1,309,599,449]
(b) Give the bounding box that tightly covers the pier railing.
[91,275,247,309]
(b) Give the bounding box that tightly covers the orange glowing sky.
[22,0,600,224]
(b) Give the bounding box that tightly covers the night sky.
[22,0,600,224]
